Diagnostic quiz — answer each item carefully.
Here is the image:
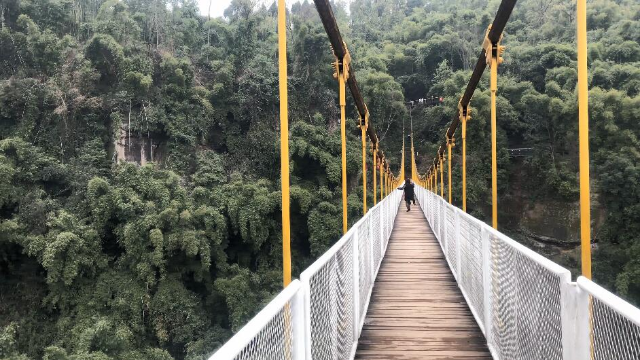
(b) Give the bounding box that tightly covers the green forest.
[0,0,639,358]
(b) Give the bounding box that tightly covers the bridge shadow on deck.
[355,202,491,360]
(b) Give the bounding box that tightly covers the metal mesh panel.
[446,206,457,275]
[458,215,484,322]
[385,200,393,243]
[591,297,640,360]
[429,193,434,226]
[309,235,355,360]
[489,233,563,360]
[439,199,446,244]
[433,198,440,241]
[381,201,387,248]
[230,301,295,360]
[358,216,372,321]
[371,206,381,273]
[388,200,393,239]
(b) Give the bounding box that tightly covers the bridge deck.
[355,203,491,359]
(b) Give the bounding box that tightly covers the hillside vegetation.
[0,0,639,359]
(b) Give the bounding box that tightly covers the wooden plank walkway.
[355,202,491,359]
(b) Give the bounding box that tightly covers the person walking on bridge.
[398,178,416,212]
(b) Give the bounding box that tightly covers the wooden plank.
[355,203,491,359]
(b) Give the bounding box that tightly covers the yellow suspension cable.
[577,0,592,279]
[277,0,291,288]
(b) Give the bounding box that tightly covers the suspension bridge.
[210,0,640,359]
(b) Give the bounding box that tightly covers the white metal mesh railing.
[415,185,640,360]
[358,216,372,321]
[212,184,640,360]
[208,281,304,360]
[307,234,355,360]
[489,231,565,360]
[209,190,401,360]
[445,206,457,276]
[459,214,484,323]
[579,277,640,360]
[371,206,381,274]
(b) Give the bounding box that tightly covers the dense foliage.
[0,0,638,359]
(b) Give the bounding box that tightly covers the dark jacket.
[398,182,415,201]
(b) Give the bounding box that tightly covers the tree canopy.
[0,0,639,359]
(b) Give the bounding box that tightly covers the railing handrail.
[578,276,640,328]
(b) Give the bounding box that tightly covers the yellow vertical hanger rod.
[439,155,444,198]
[373,144,377,205]
[334,47,351,234]
[400,139,405,181]
[447,137,454,204]
[577,0,592,279]
[434,164,438,194]
[277,0,291,287]
[361,112,369,215]
[459,103,471,212]
[484,25,504,230]
[380,158,384,200]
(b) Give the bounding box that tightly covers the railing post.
[292,285,307,360]
[481,225,493,347]
[369,209,375,284]
[352,227,360,341]
[301,275,312,360]
[561,279,591,360]
[455,209,462,278]
[442,198,447,254]
[378,198,384,272]
[430,192,433,225]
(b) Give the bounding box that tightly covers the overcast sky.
[197,0,350,18]
[197,0,283,18]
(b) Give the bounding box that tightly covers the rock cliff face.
[115,126,160,166]
[499,161,606,270]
